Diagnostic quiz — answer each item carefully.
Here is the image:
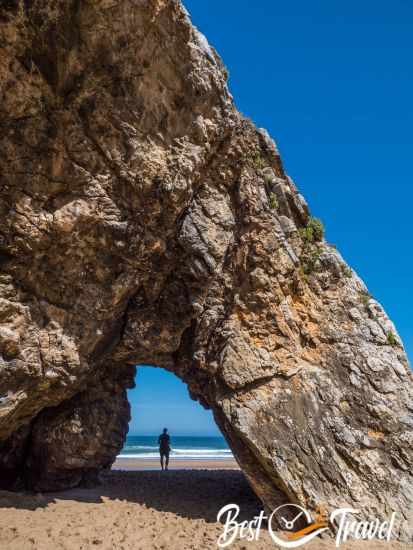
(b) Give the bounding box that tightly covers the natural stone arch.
[0,0,412,541]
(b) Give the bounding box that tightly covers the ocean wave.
[172,449,232,455]
[122,447,233,454]
[123,445,159,451]
[117,453,234,460]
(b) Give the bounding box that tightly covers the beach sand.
[113,457,240,470]
[0,465,409,550]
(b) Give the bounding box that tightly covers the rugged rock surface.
[0,0,412,541]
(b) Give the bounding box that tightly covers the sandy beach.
[0,466,410,550]
[113,457,239,471]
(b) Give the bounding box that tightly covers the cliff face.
[0,0,412,540]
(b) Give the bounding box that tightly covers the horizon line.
[127,433,225,437]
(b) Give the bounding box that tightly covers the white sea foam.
[117,453,233,460]
[118,448,234,460]
[169,449,232,454]
[119,437,234,460]
[121,445,232,456]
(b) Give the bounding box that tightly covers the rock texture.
[0,0,412,541]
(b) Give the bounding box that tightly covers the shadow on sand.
[0,470,286,523]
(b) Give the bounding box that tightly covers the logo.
[217,503,397,548]
[268,504,329,548]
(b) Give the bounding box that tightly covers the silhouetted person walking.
[158,428,171,471]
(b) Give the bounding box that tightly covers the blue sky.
[128,367,220,436]
[128,0,413,436]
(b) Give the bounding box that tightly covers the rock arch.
[0,0,412,540]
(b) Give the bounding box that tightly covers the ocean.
[119,435,234,460]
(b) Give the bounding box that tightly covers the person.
[158,428,171,471]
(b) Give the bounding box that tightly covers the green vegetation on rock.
[299,217,324,245]
[269,192,278,210]
[387,331,397,347]
[359,291,371,307]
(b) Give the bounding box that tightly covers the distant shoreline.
[117,456,234,460]
[113,457,239,470]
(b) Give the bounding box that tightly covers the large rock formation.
[0,0,412,541]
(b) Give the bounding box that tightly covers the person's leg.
[165,453,169,471]
[160,453,164,470]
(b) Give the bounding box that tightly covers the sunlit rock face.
[0,0,412,541]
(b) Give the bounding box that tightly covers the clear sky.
[128,366,221,436]
[128,0,413,436]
